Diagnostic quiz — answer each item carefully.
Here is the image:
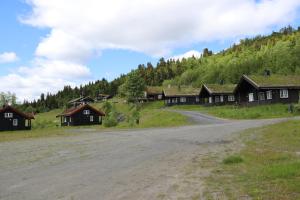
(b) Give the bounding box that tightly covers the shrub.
[103,111,118,127]
[223,155,244,164]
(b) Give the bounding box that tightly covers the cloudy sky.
[1,0,300,101]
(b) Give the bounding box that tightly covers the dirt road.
[0,112,284,200]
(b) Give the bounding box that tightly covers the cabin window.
[248,93,254,102]
[13,119,18,126]
[195,97,199,102]
[209,97,212,103]
[69,117,72,122]
[259,92,265,101]
[220,95,224,102]
[280,89,289,98]
[215,96,220,103]
[83,110,90,115]
[228,95,235,102]
[266,91,272,100]
[64,117,67,123]
[4,113,13,118]
[180,97,186,103]
[90,115,94,122]
[158,95,162,100]
[172,98,177,103]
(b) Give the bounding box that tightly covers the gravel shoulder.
[0,112,287,200]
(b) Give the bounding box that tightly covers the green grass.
[205,120,300,199]
[223,155,244,165]
[170,104,299,119]
[0,99,189,142]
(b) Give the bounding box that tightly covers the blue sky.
[1,0,300,100]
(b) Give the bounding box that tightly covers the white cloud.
[171,50,202,60]
[0,52,18,63]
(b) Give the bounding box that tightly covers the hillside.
[20,26,300,112]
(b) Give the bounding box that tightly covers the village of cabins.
[1,73,300,131]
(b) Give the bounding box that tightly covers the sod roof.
[244,75,300,88]
[163,86,200,97]
[202,84,236,94]
[146,86,163,94]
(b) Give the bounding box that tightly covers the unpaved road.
[0,112,285,200]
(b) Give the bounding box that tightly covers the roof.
[146,86,163,95]
[0,105,34,119]
[163,86,200,97]
[57,104,105,117]
[68,96,94,104]
[242,75,300,88]
[202,84,236,95]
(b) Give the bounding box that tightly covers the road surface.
[0,111,285,200]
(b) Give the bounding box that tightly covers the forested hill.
[22,26,300,112]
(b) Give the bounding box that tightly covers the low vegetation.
[170,104,300,119]
[205,120,300,199]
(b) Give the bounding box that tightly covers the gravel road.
[0,111,285,200]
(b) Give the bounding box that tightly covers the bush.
[223,155,244,164]
[103,111,118,127]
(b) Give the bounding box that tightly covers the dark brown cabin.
[235,75,300,105]
[199,84,236,105]
[163,86,200,106]
[145,86,164,101]
[57,104,105,126]
[68,96,95,107]
[0,105,34,131]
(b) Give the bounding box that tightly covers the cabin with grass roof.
[199,84,237,105]
[57,104,105,126]
[163,86,200,106]
[0,105,34,131]
[144,86,164,101]
[235,74,300,105]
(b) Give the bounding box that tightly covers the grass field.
[205,120,300,199]
[170,104,299,119]
[0,100,189,142]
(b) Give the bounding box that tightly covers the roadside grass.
[0,100,189,142]
[205,120,300,200]
[170,104,299,119]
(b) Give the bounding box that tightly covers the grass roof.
[246,75,300,88]
[146,86,163,94]
[203,84,236,94]
[163,86,200,97]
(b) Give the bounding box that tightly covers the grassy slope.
[205,120,300,199]
[170,104,299,119]
[0,100,189,142]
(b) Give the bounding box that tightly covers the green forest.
[15,26,300,112]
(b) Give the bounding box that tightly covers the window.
[248,93,254,102]
[83,110,90,115]
[215,96,220,103]
[195,97,200,102]
[64,117,67,123]
[172,98,178,103]
[13,119,18,126]
[180,97,186,103]
[228,95,235,102]
[220,95,224,102]
[266,90,272,100]
[90,115,94,122]
[259,92,265,101]
[209,97,212,103]
[4,113,13,118]
[69,117,72,122]
[158,95,162,100]
[280,89,289,98]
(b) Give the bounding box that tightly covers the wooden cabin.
[235,75,300,105]
[96,94,112,101]
[68,96,95,107]
[145,86,164,101]
[163,86,200,106]
[0,105,34,131]
[57,104,105,126]
[199,84,236,105]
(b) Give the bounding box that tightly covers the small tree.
[123,71,146,103]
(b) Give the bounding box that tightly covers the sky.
[1,0,300,101]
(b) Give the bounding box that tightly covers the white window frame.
[259,92,265,101]
[83,110,90,115]
[4,113,13,118]
[228,95,235,102]
[64,117,67,123]
[13,119,18,126]
[266,90,272,100]
[280,89,289,98]
[215,96,220,103]
[158,95,162,100]
[220,95,224,102]
[195,97,200,102]
[180,97,186,103]
[90,115,94,122]
[248,93,254,102]
[209,97,212,103]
